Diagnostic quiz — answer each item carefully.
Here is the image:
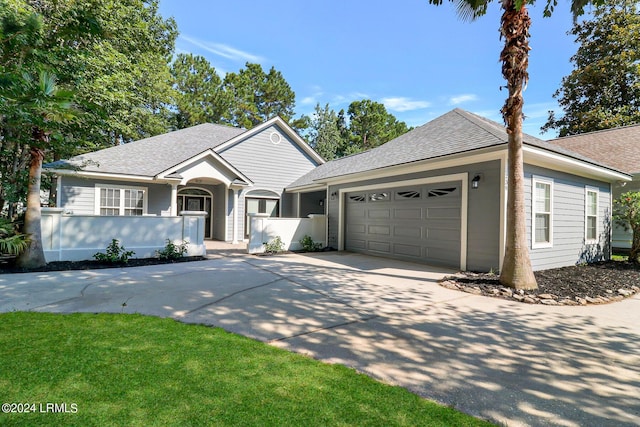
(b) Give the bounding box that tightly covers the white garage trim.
[338,172,468,270]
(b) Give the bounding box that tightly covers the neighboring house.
[552,125,640,250]
[47,117,324,243]
[286,109,631,271]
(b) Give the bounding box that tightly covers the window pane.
[536,183,550,212]
[535,213,550,243]
[100,188,120,215]
[587,191,597,216]
[587,216,597,240]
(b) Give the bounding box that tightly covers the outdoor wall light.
[472,175,481,189]
[330,191,338,200]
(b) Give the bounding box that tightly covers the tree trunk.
[498,0,538,289]
[15,147,47,269]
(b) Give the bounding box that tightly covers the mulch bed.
[0,256,207,274]
[440,260,640,305]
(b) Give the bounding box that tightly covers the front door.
[177,190,213,239]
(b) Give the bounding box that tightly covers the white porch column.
[170,184,178,216]
[232,188,239,244]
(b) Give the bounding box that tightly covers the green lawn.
[0,312,493,427]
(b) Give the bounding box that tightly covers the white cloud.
[179,35,264,63]
[300,96,317,106]
[449,94,478,105]
[382,97,431,112]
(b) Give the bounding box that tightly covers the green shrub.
[614,191,640,263]
[299,235,322,252]
[263,236,285,254]
[156,239,188,260]
[94,239,135,264]
[0,218,29,256]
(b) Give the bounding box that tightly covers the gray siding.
[524,165,612,270]
[299,190,326,217]
[326,160,502,271]
[59,176,171,215]
[219,124,319,192]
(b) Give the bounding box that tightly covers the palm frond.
[456,0,492,21]
[0,233,30,256]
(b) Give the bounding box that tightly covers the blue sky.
[158,0,587,139]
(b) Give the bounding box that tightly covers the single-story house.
[48,117,325,243]
[286,109,631,271]
[551,125,640,250]
[48,109,632,272]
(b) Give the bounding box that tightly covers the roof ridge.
[452,108,508,143]
[552,122,640,141]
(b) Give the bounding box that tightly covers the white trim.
[170,184,178,216]
[296,193,301,218]
[337,173,468,271]
[215,117,325,164]
[54,170,159,182]
[523,145,631,182]
[318,148,504,187]
[56,176,62,208]
[498,151,508,271]
[156,149,253,185]
[94,183,148,216]
[531,177,553,249]
[232,188,239,244]
[224,185,229,241]
[585,186,599,243]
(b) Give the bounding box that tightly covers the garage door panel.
[426,207,460,219]
[394,225,422,238]
[369,225,391,235]
[345,181,462,268]
[394,208,422,219]
[368,208,391,219]
[394,243,422,257]
[368,241,391,253]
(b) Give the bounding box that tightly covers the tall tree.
[426,0,603,289]
[222,63,296,129]
[343,99,410,155]
[543,0,640,136]
[170,53,229,129]
[8,71,75,269]
[306,103,344,160]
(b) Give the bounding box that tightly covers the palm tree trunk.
[498,0,538,289]
[15,147,47,269]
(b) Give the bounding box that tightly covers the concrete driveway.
[1,252,639,427]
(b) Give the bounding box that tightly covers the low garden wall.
[41,208,207,262]
[248,214,326,254]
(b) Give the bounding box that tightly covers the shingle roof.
[48,123,246,177]
[288,108,625,188]
[551,125,640,175]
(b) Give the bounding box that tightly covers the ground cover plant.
[0,312,492,427]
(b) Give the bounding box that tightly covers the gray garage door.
[345,181,462,267]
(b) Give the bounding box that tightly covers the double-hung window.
[532,178,553,248]
[585,188,598,242]
[96,185,147,216]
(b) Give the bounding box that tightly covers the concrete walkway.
[1,252,639,426]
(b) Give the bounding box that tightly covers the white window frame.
[94,184,148,216]
[585,187,599,243]
[531,177,553,249]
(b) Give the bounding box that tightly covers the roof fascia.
[316,146,506,186]
[215,117,325,165]
[49,169,160,182]
[156,148,254,185]
[522,145,632,182]
[286,183,328,193]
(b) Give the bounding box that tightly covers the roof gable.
[49,123,246,178]
[288,109,629,189]
[551,125,640,174]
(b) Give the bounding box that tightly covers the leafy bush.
[0,218,29,256]
[263,236,285,254]
[94,239,135,264]
[156,239,188,260]
[614,191,640,263]
[299,235,322,252]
